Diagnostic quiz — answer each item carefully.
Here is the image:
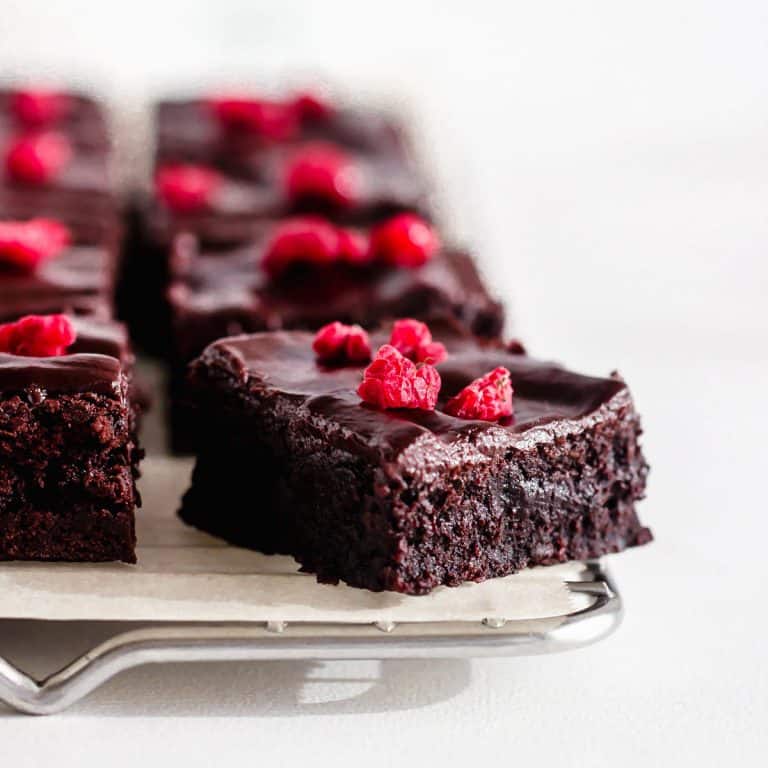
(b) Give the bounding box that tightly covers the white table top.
[0,1,766,764]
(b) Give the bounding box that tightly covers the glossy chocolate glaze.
[0,89,109,150]
[156,101,412,165]
[146,149,428,245]
[69,315,133,366]
[168,232,503,360]
[0,131,116,233]
[0,316,130,395]
[0,244,115,321]
[196,323,629,463]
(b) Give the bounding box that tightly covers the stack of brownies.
[0,84,651,593]
[0,87,141,562]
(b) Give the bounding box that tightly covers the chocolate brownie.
[178,321,651,593]
[0,315,142,563]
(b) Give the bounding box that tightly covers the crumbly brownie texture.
[179,323,651,593]
[0,345,140,563]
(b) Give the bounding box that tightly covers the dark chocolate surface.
[168,233,504,361]
[0,316,131,395]
[0,192,119,243]
[0,130,116,232]
[156,101,412,166]
[147,149,428,245]
[0,353,121,394]
[0,89,109,150]
[1,149,113,196]
[198,324,628,461]
[0,243,116,321]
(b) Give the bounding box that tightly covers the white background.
[0,1,766,765]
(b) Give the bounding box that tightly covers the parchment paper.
[0,458,590,623]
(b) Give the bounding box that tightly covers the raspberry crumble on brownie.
[178,319,650,594]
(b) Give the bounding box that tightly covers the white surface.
[0,0,767,765]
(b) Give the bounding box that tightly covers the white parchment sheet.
[0,455,590,623]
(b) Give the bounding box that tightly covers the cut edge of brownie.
[0,355,141,563]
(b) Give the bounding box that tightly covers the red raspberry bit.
[444,367,514,421]
[389,318,447,365]
[357,344,441,411]
[284,142,360,207]
[0,314,76,357]
[292,90,333,121]
[262,216,341,278]
[155,164,222,213]
[337,227,371,266]
[208,97,260,129]
[4,131,72,184]
[313,322,371,365]
[370,213,440,268]
[11,89,69,127]
[208,96,299,141]
[0,218,71,271]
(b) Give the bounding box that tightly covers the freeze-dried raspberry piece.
[4,131,72,184]
[155,164,222,213]
[208,97,299,141]
[284,142,360,207]
[262,216,341,278]
[370,213,440,268]
[389,318,447,365]
[444,367,513,421]
[11,89,69,127]
[357,344,441,411]
[337,227,371,265]
[0,218,71,270]
[313,322,371,364]
[292,90,333,121]
[0,314,76,357]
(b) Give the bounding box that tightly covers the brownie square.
[0,316,142,563]
[178,321,651,593]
